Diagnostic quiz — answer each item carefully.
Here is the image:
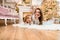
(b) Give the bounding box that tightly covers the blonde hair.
[23,15,32,22]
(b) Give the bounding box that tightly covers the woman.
[32,8,43,25]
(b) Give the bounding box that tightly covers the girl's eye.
[37,15,39,16]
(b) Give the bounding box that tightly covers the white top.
[32,15,40,25]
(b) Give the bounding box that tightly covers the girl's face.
[35,10,41,18]
[26,16,32,23]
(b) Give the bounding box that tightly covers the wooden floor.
[0,20,60,40]
[0,25,60,40]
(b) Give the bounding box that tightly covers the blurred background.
[0,0,60,26]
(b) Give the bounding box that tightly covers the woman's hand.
[35,13,40,19]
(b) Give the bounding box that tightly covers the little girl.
[23,15,33,25]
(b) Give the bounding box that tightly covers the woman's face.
[35,10,41,18]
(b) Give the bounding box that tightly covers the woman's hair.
[34,8,43,25]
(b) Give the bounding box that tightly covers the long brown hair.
[34,8,43,25]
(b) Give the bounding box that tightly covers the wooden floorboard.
[0,25,60,40]
[0,20,60,40]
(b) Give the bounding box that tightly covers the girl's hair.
[34,8,43,25]
[23,15,32,22]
